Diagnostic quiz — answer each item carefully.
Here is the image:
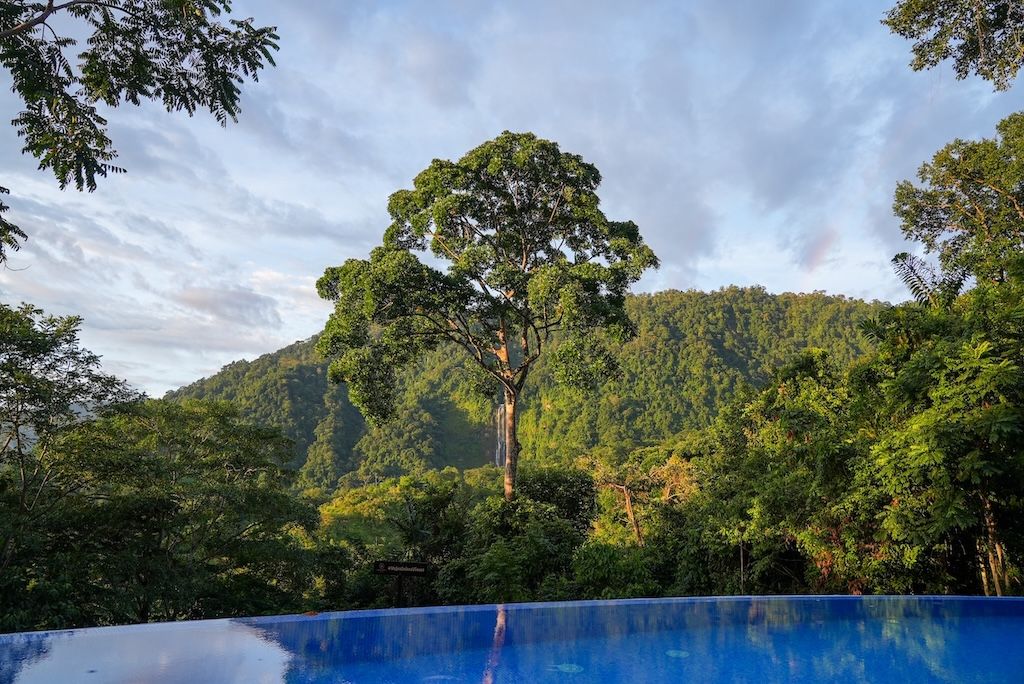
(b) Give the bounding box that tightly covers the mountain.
[166,286,886,489]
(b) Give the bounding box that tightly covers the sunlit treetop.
[893,111,1024,286]
[317,131,659,424]
[885,0,1024,90]
[317,131,659,499]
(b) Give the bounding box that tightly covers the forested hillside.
[167,286,884,489]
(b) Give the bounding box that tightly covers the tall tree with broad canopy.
[893,111,1024,286]
[884,0,1024,90]
[1,302,135,628]
[0,0,279,263]
[316,132,659,500]
[0,303,134,536]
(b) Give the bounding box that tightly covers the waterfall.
[494,400,505,467]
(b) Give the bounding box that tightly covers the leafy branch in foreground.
[0,187,27,265]
[0,0,279,262]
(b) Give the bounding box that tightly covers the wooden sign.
[373,560,430,576]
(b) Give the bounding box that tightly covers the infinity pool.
[2,596,1022,683]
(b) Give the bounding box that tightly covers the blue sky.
[1,1,1023,396]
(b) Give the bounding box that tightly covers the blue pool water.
[2,596,1023,683]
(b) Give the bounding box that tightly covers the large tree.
[0,303,133,550]
[893,111,1024,285]
[884,0,1024,90]
[317,132,658,500]
[0,0,279,263]
[1,302,134,628]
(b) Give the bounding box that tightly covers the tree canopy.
[0,302,134,520]
[0,304,331,632]
[885,0,1024,90]
[171,287,883,489]
[894,111,1024,285]
[317,131,658,499]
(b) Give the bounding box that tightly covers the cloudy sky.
[2,1,1023,396]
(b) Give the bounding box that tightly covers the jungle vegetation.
[2,0,1024,634]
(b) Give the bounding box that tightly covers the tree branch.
[973,176,1024,224]
[0,0,56,41]
[1,0,142,40]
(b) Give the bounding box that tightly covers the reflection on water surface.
[3,596,1023,683]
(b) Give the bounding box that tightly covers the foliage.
[2,398,319,632]
[316,467,502,609]
[650,112,1024,598]
[0,0,278,261]
[172,288,883,488]
[885,0,1024,90]
[676,353,873,593]
[571,542,659,599]
[647,281,1023,598]
[0,302,133,456]
[873,113,1024,593]
[866,274,1024,594]
[13,4,1024,632]
[315,465,597,608]
[516,465,596,535]
[0,187,27,264]
[316,131,658,499]
[891,251,967,308]
[9,220,1024,631]
[893,112,1024,284]
[167,340,339,468]
[1,302,135,629]
[436,495,583,604]
[352,404,440,482]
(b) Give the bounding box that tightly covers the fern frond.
[892,252,937,306]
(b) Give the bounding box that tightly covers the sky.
[1,1,1023,396]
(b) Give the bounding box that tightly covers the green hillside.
[167,286,885,489]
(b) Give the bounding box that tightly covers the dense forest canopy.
[169,286,883,490]
[3,148,1024,633]
[144,107,1024,611]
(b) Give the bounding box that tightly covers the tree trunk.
[502,389,519,501]
[977,542,991,596]
[980,495,1006,596]
[621,486,644,546]
[0,536,14,574]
